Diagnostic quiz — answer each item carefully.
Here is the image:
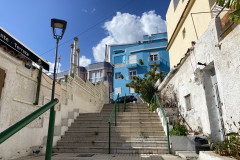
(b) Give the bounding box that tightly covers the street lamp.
[45,18,67,160]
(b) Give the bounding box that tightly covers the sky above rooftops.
[0,0,170,73]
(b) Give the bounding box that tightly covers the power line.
[40,0,135,56]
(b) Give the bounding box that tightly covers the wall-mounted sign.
[0,27,49,71]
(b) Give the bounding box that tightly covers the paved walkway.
[12,153,183,160]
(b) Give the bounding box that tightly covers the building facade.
[106,33,170,100]
[166,0,229,68]
[53,62,113,100]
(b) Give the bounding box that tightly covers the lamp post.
[45,18,67,160]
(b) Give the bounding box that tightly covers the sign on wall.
[0,27,49,71]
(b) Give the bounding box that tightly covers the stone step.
[75,117,160,121]
[70,123,163,128]
[67,127,163,132]
[73,119,161,123]
[102,106,148,109]
[78,112,157,115]
[57,140,168,148]
[60,136,167,141]
[76,114,159,118]
[53,146,168,154]
[64,131,165,137]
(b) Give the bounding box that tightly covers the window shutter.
[0,68,6,101]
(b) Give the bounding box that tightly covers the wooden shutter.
[0,68,6,101]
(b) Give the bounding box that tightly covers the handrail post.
[154,92,171,154]
[117,93,119,112]
[108,121,111,154]
[166,122,170,154]
[154,94,156,112]
[115,103,117,126]
[124,93,126,112]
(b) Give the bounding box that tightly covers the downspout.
[33,67,42,105]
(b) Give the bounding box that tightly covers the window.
[115,88,121,95]
[128,55,137,64]
[129,70,137,80]
[129,87,135,94]
[149,52,159,61]
[90,70,102,83]
[114,55,126,64]
[0,68,6,101]
[115,72,121,79]
[185,94,191,111]
[182,28,186,39]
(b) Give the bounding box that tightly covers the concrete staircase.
[53,103,168,154]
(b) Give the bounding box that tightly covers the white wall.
[159,18,240,139]
[0,49,109,160]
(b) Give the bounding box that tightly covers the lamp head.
[51,18,67,39]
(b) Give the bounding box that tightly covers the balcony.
[126,60,138,68]
[148,59,161,66]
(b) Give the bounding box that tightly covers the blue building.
[106,32,170,100]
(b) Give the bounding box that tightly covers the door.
[203,66,225,141]
[211,72,225,141]
[0,68,6,102]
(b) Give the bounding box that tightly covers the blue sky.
[0,0,170,72]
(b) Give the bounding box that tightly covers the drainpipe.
[33,67,42,105]
[70,44,74,75]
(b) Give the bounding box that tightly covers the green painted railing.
[124,93,126,112]
[153,93,170,154]
[0,99,59,144]
[108,93,120,154]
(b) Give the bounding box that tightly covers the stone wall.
[158,18,240,140]
[0,48,109,159]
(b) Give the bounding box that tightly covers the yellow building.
[166,0,222,68]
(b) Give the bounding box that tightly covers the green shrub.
[170,123,188,136]
[207,132,240,159]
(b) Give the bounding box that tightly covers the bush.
[207,132,240,159]
[170,123,188,136]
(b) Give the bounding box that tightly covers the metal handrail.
[154,93,171,154]
[0,99,59,144]
[124,93,126,112]
[108,93,119,154]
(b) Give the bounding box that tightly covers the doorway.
[0,68,6,103]
[202,64,225,141]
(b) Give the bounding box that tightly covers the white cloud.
[92,11,167,62]
[80,56,91,67]
[81,9,88,13]
[43,62,61,76]
[82,8,96,13]
[91,8,96,13]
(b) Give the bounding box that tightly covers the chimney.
[77,48,80,76]
[70,44,74,74]
[73,37,78,75]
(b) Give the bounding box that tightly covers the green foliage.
[148,103,155,112]
[119,74,124,79]
[126,63,164,103]
[169,123,188,136]
[139,59,144,65]
[140,132,149,139]
[207,122,240,159]
[217,0,240,24]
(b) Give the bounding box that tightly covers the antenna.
[57,55,62,74]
